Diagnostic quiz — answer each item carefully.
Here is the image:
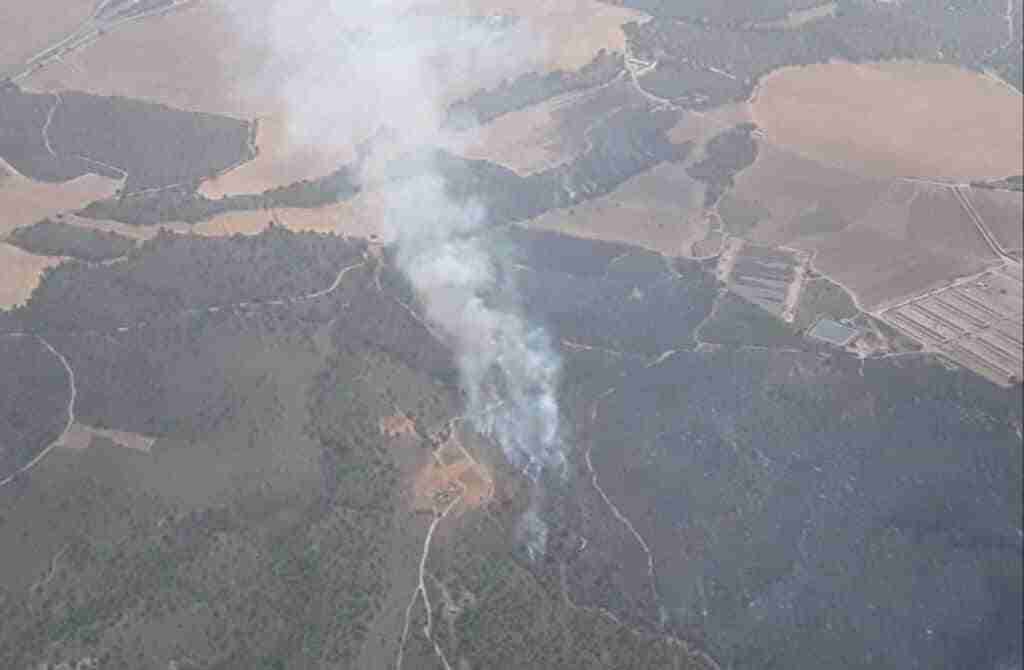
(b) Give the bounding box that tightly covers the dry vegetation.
[530,161,708,256]
[968,188,1024,252]
[22,0,649,201]
[0,172,120,237]
[447,92,583,175]
[734,141,1004,309]
[752,61,1024,181]
[0,243,63,309]
[0,0,96,76]
[199,115,359,199]
[190,198,393,241]
[0,171,121,308]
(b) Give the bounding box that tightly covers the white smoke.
[229,0,566,550]
[386,172,565,479]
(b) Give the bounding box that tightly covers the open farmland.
[529,161,708,256]
[752,61,1024,181]
[199,115,357,199]
[189,201,392,241]
[877,263,1023,386]
[734,145,1003,310]
[966,187,1024,254]
[0,171,120,237]
[0,170,120,308]
[0,0,97,77]
[23,0,648,199]
[0,244,64,309]
[448,89,594,175]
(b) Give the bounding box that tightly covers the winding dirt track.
[0,335,76,488]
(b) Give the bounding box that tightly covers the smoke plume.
[234,0,566,552]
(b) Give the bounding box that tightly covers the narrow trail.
[395,493,462,670]
[583,387,666,626]
[0,335,76,489]
[42,94,61,158]
[573,388,723,670]
[29,544,69,595]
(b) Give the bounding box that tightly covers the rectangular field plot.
[723,243,807,318]
[877,263,1023,386]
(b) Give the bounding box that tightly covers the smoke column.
[235,1,565,553]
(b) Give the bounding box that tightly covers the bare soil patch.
[412,428,494,513]
[530,161,708,256]
[58,423,155,453]
[380,414,419,439]
[0,243,64,309]
[753,61,1024,181]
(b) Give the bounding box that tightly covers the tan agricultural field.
[26,0,646,197]
[736,142,1002,309]
[0,243,64,309]
[25,1,259,116]
[0,171,121,237]
[24,1,353,197]
[753,61,1024,181]
[448,80,639,175]
[59,213,191,241]
[200,117,357,198]
[192,198,392,241]
[966,188,1024,252]
[808,182,1000,309]
[0,0,96,75]
[450,92,584,175]
[530,162,708,256]
[736,142,888,243]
